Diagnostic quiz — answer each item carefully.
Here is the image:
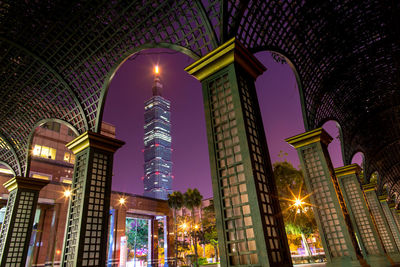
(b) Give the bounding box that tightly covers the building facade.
[143,69,173,200]
[0,121,173,267]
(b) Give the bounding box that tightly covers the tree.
[202,201,219,262]
[168,191,184,265]
[183,188,203,267]
[126,218,148,261]
[273,161,318,255]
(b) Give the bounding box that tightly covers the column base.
[365,255,392,267]
[326,257,368,267]
[388,253,400,263]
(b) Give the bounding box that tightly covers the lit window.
[32,145,56,160]
[32,173,51,180]
[0,168,13,175]
[64,152,75,164]
[61,177,72,184]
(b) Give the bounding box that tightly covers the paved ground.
[294,263,326,267]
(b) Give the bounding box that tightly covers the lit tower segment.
[143,66,173,200]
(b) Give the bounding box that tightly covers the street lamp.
[64,189,71,198]
[119,197,126,205]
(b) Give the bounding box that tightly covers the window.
[32,173,51,180]
[41,122,60,132]
[32,145,56,160]
[64,152,75,164]
[61,177,72,184]
[67,128,76,137]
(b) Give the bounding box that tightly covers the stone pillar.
[335,164,389,266]
[114,205,127,266]
[152,218,159,266]
[60,131,124,267]
[0,176,49,266]
[185,38,292,267]
[286,128,364,266]
[363,183,400,259]
[380,196,400,251]
[32,205,53,265]
[167,213,174,266]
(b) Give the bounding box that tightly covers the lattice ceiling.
[1,0,399,196]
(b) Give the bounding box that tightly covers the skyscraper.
[143,66,173,200]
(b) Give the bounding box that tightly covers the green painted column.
[185,38,292,266]
[335,164,389,266]
[363,184,400,260]
[286,128,365,267]
[391,207,400,233]
[61,131,124,267]
[0,177,49,266]
[380,196,400,251]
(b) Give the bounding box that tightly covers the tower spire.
[152,65,163,96]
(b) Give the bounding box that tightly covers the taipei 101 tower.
[143,66,173,200]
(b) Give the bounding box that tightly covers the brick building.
[0,121,173,266]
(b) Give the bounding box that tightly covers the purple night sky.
[103,49,350,199]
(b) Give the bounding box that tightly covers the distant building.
[26,121,115,183]
[0,121,173,266]
[143,68,173,200]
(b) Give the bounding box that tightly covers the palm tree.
[168,191,184,266]
[183,188,203,267]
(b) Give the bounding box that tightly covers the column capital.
[285,127,333,149]
[184,37,266,81]
[378,194,388,202]
[335,164,361,177]
[66,131,125,154]
[3,176,49,192]
[362,182,377,192]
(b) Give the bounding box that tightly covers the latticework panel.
[207,72,259,265]
[230,1,400,193]
[299,146,360,260]
[80,152,109,266]
[341,177,380,255]
[0,190,17,257]
[62,152,87,266]
[391,209,400,235]
[365,191,398,253]
[1,0,400,199]
[0,0,220,177]
[381,202,400,251]
[236,69,290,265]
[4,190,36,265]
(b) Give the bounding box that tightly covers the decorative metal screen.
[63,152,88,266]
[207,72,258,265]
[81,152,108,266]
[381,202,400,251]
[391,209,400,234]
[4,190,35,265]
[365,191,397,253]
[0,190,17,257]
[341,177,380,255]
[302,146,349,258]
[236,70,288,265]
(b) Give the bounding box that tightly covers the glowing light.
[119,197,126,205]
[64,189,71,198]
[181,223,187,230]
[294,199,304,207]
[194,224,199,230]
[155,65,159,74]
[56,249,61,255]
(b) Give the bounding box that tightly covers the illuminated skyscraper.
[143,66,173,200]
